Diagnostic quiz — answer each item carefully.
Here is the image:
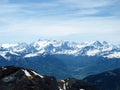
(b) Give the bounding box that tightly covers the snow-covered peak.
[102,41,108,45]
[92,41,103,47]
[0,40,119,59]
[1,44,18,48]
[104,52,120,58]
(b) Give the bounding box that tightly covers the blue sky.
[0,0,120,44]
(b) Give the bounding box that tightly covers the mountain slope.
[58,78,99,90]
[0,66,59,90]
[84,68,120,90]
[0,66,99,90]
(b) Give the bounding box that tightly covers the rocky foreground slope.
[0,66,59,90]
[0,66,98,90]
[1,66,120,90]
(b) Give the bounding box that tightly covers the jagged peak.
[102,41,108,45]
[92,41,103,46]
[0,40,119,59]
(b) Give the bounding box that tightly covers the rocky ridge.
[0,66,99,90]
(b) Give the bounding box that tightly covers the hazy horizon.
[0,0,120,44]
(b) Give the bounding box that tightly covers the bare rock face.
[58,78,99,90]
[0,66,59,90]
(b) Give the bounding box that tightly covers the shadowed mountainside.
[0,66,99,90]
[84,68,120,90]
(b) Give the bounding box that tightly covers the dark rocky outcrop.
[0,66,59,90]
[84,68,120,90]
[58,78,99,90]
[0,66,100,90]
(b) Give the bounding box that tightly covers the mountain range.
[0,40,120,79]
[0,40,120,58]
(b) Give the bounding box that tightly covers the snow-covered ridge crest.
[0,40,120,59]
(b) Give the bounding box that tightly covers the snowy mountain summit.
[0,40,120,59]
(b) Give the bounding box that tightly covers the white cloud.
[0,0,119,43]
[58,0,114,8]
[0,17,119,37]
[0,0,119,19]
[75,9,99,16]
[0,5,20,14]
